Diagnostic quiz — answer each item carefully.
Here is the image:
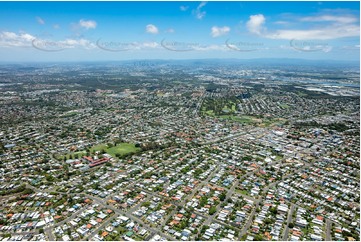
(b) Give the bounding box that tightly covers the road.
[48,205,90,229]
[239,197,261,238]
[282,204,295,241]
[325,219,332,241]
[12,130,336,242]
[44,227,55,241]
[160,165,221,231]
[85,213,117,240]
[84,194,175,241]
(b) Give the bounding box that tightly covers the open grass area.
[204,110,215,116]
[260,117,287,127]
[60,111,78,118]
[219,115,258,124]
[90,144,108,153]
[57,143,141,160]
[57,151,87,160]
[236,189,249,196]
[279,103,290,109]
[91,142,141,157]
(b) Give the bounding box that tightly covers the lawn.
[279,104,290,109]
[90,144,108,153]
[204,110,215,116]
[220,115,256,124]
[60,111,78,118]
[236,189,250,196]
[260,117,287,127]
[91,143,141,157]
[57,151,87,160]
[58,143,141,160]
[221,103,237,113]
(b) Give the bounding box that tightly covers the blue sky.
[0,1,359,62]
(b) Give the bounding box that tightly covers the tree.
[209,206,216,215]
[219,192,226,201]
[201,225,209,233]
[254,234,264,241]
[200,196,208,207]
[264,218,272,225]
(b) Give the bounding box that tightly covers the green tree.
[209,206,216,215]
[219,192,226,201]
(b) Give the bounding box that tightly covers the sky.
[0,1,359,62]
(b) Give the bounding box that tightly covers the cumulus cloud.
[79,19,97,29]
[246,14,266,35]
[0,31,98,51]
[193,2,207,20]
[211,26,230,37]
[56,38,96,49]
[0,31,35,47]
[36,17,45,25]
[146,24,159,34]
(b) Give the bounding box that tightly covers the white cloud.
[0,31,35,47]
[192,44,229,51]
[300,15,358,24]
[246,14,266,35]
[53,24,60,29]
[0,31,98,50]
[274,21,289,25]
[246,13,359,40]
[36,17,45,25]
[166,28,175,33]
[134,41,159,49]
[59,38,96,49]
[79,19,97,29]
[34,38,97,51]
[211,26,230,37]
[265,24,359,40]
[193,2,207,20]
[146,24,159,34]
[180,5,189,11]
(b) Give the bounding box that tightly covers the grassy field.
[60,111,78,118]
[236,189,250,196]
[91,143,141,157]
[279,104,290,109]
[58,142,141,160]
[58,151,86,160]
[260,117,287,127]
[204,110,215,116]
[219,115,257,124]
